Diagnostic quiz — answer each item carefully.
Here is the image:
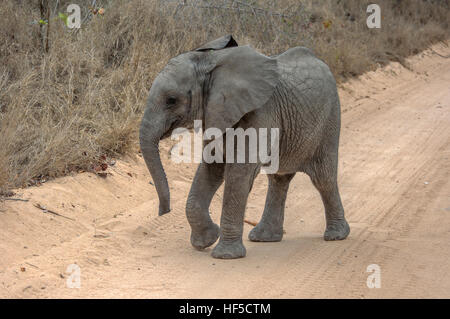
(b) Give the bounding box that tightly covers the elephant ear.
[195,35,238,51]
[204,46,279,134]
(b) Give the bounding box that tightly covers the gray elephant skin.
[139,35,350,259]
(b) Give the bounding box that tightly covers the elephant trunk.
[139,108,171,216]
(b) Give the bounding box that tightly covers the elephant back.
[272,47,316,63]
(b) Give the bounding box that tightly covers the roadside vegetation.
[0,0,448,193]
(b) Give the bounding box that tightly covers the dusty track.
[1,43,449,298]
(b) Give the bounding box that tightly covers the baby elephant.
[139,35,350,259]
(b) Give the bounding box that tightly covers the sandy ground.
[0,43,449,299]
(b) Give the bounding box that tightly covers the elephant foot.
[211,240,246,259]
[248,223,283,242]
[324,218,350,241]
[190,223,220,250]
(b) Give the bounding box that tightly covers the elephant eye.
[166,97,177,106]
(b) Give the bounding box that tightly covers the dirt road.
[1,43,449,298]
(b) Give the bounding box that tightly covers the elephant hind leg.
[306,154,350,241]
[248,173,295,242]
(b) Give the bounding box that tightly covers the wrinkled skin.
[139,35,350,259]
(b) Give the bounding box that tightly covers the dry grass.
[0,0,448,193]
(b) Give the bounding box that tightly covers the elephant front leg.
[186,162,224,250]
[249,173,295,242]
[212,164,259,259]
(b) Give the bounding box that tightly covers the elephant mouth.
[161,116,182,140]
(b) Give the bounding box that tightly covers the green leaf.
[58,12,68,26]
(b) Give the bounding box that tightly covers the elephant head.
[139,35,279,215]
